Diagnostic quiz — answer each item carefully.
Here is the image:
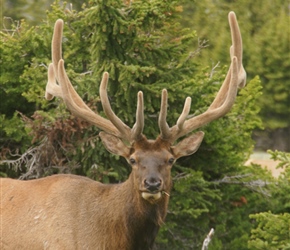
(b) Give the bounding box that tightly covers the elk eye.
[129,158,136,165]
[168,157,175,164]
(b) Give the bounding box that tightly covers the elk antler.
[45,19,144,143]
[46,12,245,145]
[158,11,247,142]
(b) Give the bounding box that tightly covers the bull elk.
[1,12,246,249]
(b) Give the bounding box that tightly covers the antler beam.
[45,19,144,143]
[159,11,247,142]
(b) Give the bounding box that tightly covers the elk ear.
[171,131,204,159]
[99,132,130,158]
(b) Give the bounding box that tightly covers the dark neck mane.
[121,174,170,250]
[126,200,168,249]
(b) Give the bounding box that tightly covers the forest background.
[1,0,289,249]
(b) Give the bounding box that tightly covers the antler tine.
[159,11,246,142]
[228,11,246,88]
[99,72,132,141]
[45,20,65,100]
[159,92,192,139]
[176,97,192,130]
[52,19,63,82]
[158,89,171,139]
[131,91,145,141]
[45,63,62,100]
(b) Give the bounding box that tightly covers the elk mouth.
[141,190,170,201]
[141,191,162,201]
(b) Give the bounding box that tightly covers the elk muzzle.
[141,177,163,201]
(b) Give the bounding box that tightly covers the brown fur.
[1,173,170,250]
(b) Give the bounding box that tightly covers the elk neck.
[109,172,171,249]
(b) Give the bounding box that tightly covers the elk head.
[45,12,246,202]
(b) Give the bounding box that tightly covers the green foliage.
[268,150,290,170]
[248,8,290,129]
[249,212,290,250]
[1,0,86,27]
[248,151,290,249]
[268,151,290,214]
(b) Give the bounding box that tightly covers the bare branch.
[201,228,215,250]
[186,38,209,60]
[212,174,272,197]
[209,61,220,79]
[0,138,78,180]
[2,17,21,36]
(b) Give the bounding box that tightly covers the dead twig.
[212,174,272,197]
[201,228,214,250]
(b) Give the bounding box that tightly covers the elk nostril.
[144,178,162,192]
